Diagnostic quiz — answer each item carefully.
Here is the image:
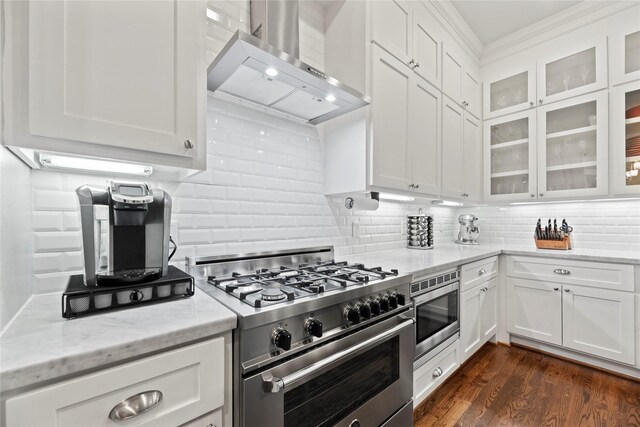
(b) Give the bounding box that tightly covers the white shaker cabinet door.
[412,7,442,89]
[371,0,412,64]
[462,113,481,201]
[440,97,464,198]
[410,76,441,195]
[562,286,635,365]
[506,278,562,346]
[371,46,412,191]
[460,286,482,362]
[28,0,205,159]
[480,278,498,342]
[442,45,464,105]
[463,68,482,119]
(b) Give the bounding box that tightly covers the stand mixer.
[455,214,480,245]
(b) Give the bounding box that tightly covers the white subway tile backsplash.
[33,190,78,211]
[34,232,82,253]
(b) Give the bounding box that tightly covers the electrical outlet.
[352,221,360,239]
[170,221,179,244]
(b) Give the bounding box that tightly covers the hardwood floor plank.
[414,344,640,427]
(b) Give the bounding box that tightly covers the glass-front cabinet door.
[537,91,608,199]
[537,38,607,105]
[483,110,537,201]
[483,64,536,119]
[611,81,640,195]
[610,27,640,86]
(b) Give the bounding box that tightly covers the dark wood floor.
[414,343,640,427]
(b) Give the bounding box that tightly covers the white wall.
[28,96,455,295]
[0,148,33,331]
[458,199,640,252]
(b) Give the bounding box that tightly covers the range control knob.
[369,298,381,316]
[397,293,406,306]
[358,302,372,320]
[305,317,323,338]
[272,327,292,351]
[379,296,390,313]
[388,293,398,310]
[344,305,361,324]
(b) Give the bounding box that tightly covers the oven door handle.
[262,317,414,394]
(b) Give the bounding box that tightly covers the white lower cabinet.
[506,278,563,346]
[413,340,460,407]
[6,338,227,427]
[461,277,497,362]
[562,285,635,365]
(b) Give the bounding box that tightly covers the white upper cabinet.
[610,27,640,86]
[371,46,412,190]
[462,114,482,201]
[484,64,537,119]
[441,97,464,198]
[537,37,607,106]
[536,91,609,199]
[410,76,442,195]
[611,81,640,195]
[442,46,464,105]
[371,0,412,64]
[463,68,482,119]
[412,6,443,89]
[484,110,537,201]
[4,0,207,169]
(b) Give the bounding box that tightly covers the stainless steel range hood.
[206,0,369,125]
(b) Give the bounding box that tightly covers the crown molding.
[423,0,484,61]
[480,0,637,66]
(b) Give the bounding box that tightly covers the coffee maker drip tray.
[96,268,162,286]
[62,266,195,319]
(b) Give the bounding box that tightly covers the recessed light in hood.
[207,31,369,124]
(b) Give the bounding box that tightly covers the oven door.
[242,311,414,427]
[414,282,459,360]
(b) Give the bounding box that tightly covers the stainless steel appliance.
[186,247,413,427]
[207,1,369,124]
[76,181,172,286]
[455,214,480,245]
[411,270,460,362]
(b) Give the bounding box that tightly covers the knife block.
[534,234,573,250]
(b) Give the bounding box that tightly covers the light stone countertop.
[340,244,640,280]
[0,290,237,393]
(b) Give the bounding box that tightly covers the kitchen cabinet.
[536,91,608,199]
[5,337,229,427]
[611,81,640,195]
[413,339,460,407]
[443,44,481,119]
[506,278,563,346]
[370,45,441,195]
[441,98,481,201]
[484,110,537,201]
[461,277,497,362]
[507,256,636,365]
[609,27,640,86]
[562,285,635,365]
[371,1,443,91]
[2,0,207,170]
[536,37,607,106]
[483,64,537,119]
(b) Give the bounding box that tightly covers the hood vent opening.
[206,1,369,124]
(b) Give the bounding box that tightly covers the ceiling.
[450,0,582,45]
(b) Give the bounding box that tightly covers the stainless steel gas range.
[186,246,413,427]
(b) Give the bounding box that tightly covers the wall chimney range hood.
[206,0,369,124]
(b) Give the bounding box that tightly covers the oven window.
[416,290,458,344]
[283,336,399,427]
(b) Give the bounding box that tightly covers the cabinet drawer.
[6,338,224,427]
[506,256,634,291]
[180,408,223,427]
[461,256,498,292]
[413,340,460,407]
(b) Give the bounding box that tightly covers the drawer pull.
[109,390,163,421]
[553,287,559,291]
[433,367,443,378]
[553,268,571,275]
[564,288,571,293]
[478,269,486,276]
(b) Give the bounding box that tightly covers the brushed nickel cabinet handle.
[553,287,559,291]
[530,194,535,198]
[109,390,163,421]
[184,139,194,149]
[433,367,443,378]
[529,101,534,106]
[478,268,486,276]
[564,288,571,293]
[553,268,571,275]
[539,99,544,104]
